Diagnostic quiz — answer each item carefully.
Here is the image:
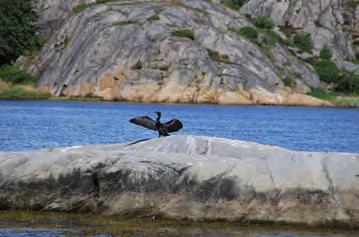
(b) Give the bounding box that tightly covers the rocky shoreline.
[0,136,358,227]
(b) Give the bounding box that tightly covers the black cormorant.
[129,111,183,137]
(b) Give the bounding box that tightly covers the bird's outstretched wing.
[129,116,156,131]
[163,119,183,133]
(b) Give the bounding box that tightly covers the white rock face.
[29,0,331,106]
[240,0,355,60]
[0,136,358,226]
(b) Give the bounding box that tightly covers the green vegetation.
[310,58,359,94]
[131,60,143,70]
[72,3,92,13]
[0,0,44,64]
[306,89,359,107]
[0,63,48,100]
[282,77,295,87]
[231,26,258,40]
[306,90,337,101]
[260,29,282,47]
[73,0,115,13]
[147,15,160,21]
[319,45,333,60]
[0,87,51,99]
[334,71,359,94]
[293,32,313,53]
[313,60,339,83]
[252,16,274,29]
[206,49,230,63]
[172,29,195,40]
[112,20,136,26]
[0,63,37,84]
[222,0,248,10]
[345,0,359,7]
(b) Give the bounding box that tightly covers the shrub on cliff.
[320,45,333,60]
[237,27,258,40]
[313,60,339,84]
[223,0,248,10]
[0,0,43,64]
[0,63,37,84]
[334,72,359,94]
[172,29,195,40]
[293,33,313,53]
[252,16,274,29]
[312,59,359,94]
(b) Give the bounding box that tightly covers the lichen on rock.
[0,136,358,226]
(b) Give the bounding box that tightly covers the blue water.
[0,100,358,152]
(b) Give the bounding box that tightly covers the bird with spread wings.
[129,111,183,137]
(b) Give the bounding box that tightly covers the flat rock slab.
[0,136,358,226]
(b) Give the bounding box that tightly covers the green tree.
[313,60,339,83]
[0,0,43,64]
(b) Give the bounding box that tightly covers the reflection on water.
[0,100,358,152]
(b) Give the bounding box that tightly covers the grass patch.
[320,45,333,60]
[147,15,160,21]
[73,0,115,13]
[259,29,282,47]
[306,90,337,101]
[230,26,258,40]
[282,77,295,87]
[0,87,51,100]
[73,3,95,13]
[172,29,195,40]
[346,58,359,64]
[207,49,230,63]
[222,0,248,10]
[112,20,137,26]
[252,16,274,29]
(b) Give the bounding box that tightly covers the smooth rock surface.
[240,0,355,60]
[29,0,332,106]
[0,135,358,226]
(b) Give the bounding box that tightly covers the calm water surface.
[0,100,358,152]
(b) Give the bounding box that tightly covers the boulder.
[0,135,358,226]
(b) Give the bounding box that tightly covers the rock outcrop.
[240,0,355,60]
[29,0,335,106]
[0,136,358,226]
[35,0,95,36]
[240,0,359,74]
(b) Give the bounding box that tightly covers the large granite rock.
[30,0,330,106]
[35,0,96,36]
[240,0,355,60]
[0,136,358,226]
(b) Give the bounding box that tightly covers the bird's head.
[155,111,161,117]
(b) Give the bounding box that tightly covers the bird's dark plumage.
[129,116,156,131]
[129,112,183,137]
